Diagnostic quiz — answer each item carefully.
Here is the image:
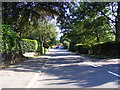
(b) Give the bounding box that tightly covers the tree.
[60,2,115,46]
[30,18,57,48]
[2,2,69,37]
[2,2,69,54]
[87,2,120,41]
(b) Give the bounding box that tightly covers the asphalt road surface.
[32,48,119,88]
[0,48,119,89]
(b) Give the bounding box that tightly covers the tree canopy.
[60,2,120,46]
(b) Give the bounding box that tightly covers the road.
[0,48,119,89]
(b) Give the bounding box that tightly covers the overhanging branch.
[100,11,115,23]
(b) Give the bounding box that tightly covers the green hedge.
[91,42,120,56]
[21,39,38,52]
[63,41,69,49]
[0,25,3,52]
[1,24,21,53]
[75,44,90,54]
[68,42,76,52]
[36,42,42,52]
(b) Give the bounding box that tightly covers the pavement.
[0,48,119,89]
[0,53,49,89]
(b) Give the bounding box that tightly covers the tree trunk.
[115,2,120,42]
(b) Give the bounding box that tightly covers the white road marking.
[26,57,49,88]
[84,62,120,78]
[26,72,40,88]
[108,71,120,77]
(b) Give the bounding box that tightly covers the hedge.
[63,41,69,49]
[0,25,23,65]
[68,42,76,52]
[91,41,120,56]
[0,25,3,52]
[1,25,21,53]
[75,44,90,54]
[21,39,38,52]
[36,42,42,52]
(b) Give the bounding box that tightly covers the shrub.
[91,41,120,56]
[0,25,23,65]
[63,41,69,49]
[21,39,38,52]
[75,44,90,54]
[36,42,42,52]
[1,24,20,53]
[0,25,3,52]
[68,42,76,52]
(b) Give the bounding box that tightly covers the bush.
[1,24,20,53]
[68,42,76,52]
[21,39,38,52]
[63,41,69,49]
[75,44,90,54]
[91,41,120,56]
[0,25,23,65]
[36,42,42,52]
[0,25,3,52]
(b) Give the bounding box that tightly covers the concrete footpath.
[0,52,50,89]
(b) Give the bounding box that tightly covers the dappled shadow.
[4,48,78,73]
[38,49,119,87]
[6,57,48,73]
[47,57,84,64]
[41,62,119,87]
[4,48,119,88]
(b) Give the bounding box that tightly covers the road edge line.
[26,72,40,88]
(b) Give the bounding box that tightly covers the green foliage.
[63,41,69,49]
[60,35,70,43]
[1,24,20,52]
[75,44,90,54]
[60,2,115,49]
[0,25,3,52]
[30,19,57,49]
[21,39,38,52]
[68,42,76,52]
[91,42,120,56]
[2,2,68,39]
[36,42,42,52]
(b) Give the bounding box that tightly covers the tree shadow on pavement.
[5,57,48,73]
[3,48,119,88]
[41,62,119,87]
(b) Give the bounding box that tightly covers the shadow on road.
[6,57,48,73]
[42,62,119,87]
[5,48,119,87]
[40,49,119,87]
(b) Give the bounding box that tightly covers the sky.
[51,17,63,40]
